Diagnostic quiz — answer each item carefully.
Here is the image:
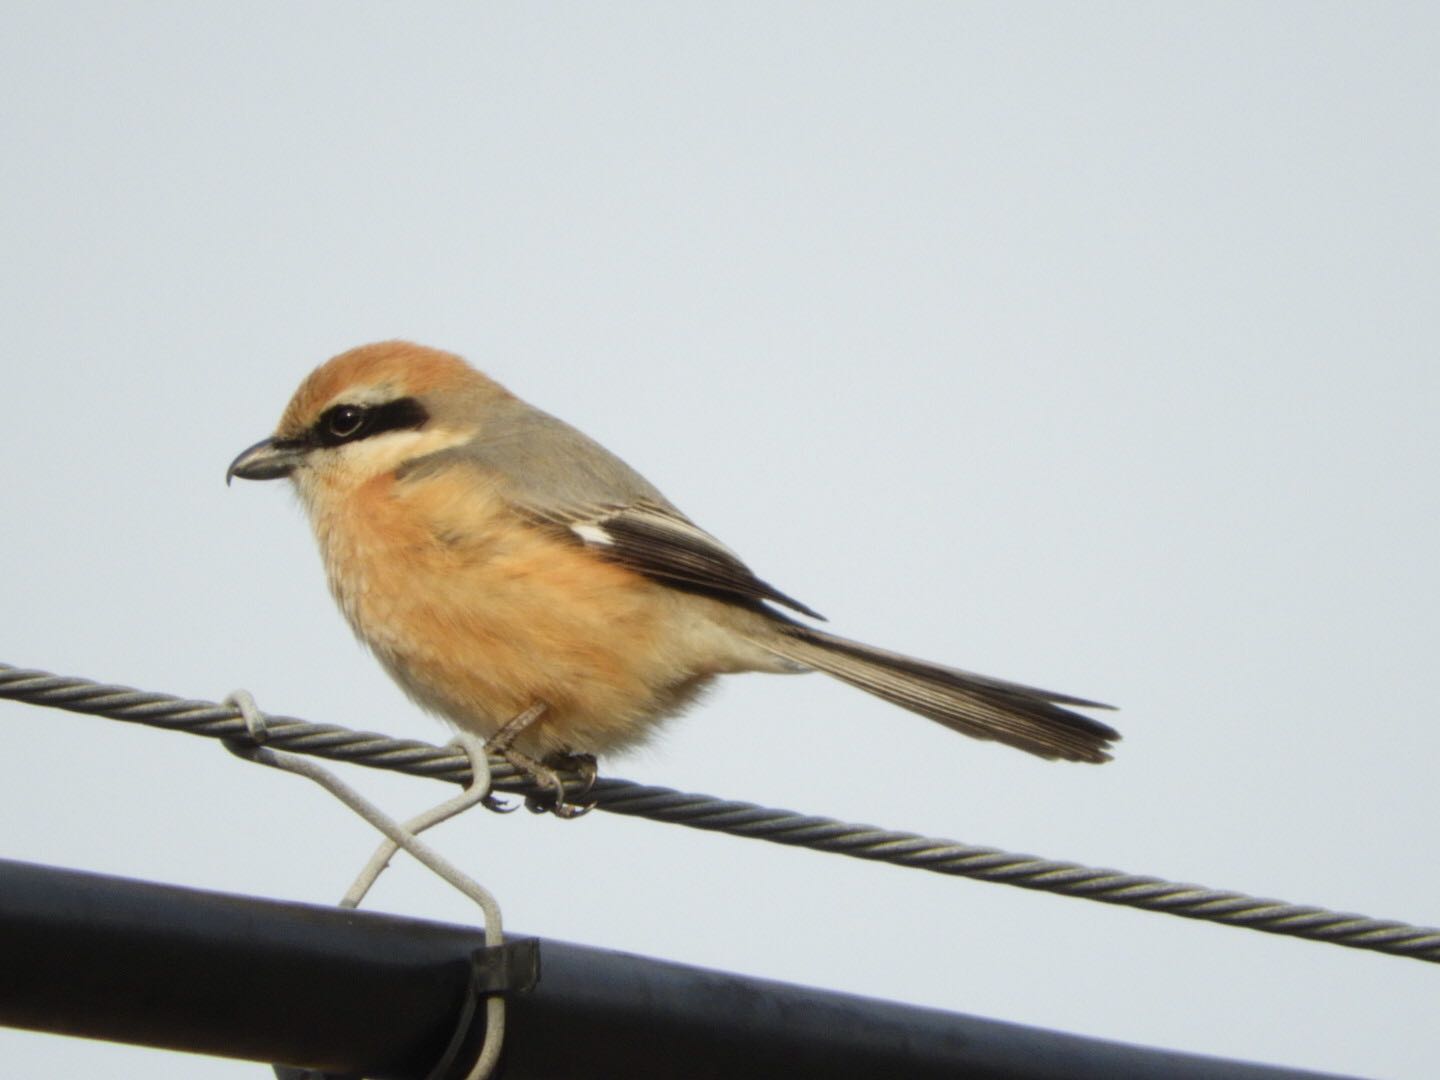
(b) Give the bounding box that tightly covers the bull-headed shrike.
[228,341,1118,808]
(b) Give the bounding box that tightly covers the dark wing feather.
[533,500,825,620]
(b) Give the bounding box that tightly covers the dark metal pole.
[0,858,1350,1079]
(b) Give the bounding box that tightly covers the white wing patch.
[570,522,615,547]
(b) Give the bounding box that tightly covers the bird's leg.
[472,702,545,813]
[486,702,546,752]
[483,704,594,819]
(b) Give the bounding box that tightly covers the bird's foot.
[545,750,598,797]
[482,705,595,818]
[517,750,600,817]
[498,746,594,819]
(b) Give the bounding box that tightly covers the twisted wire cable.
[3,661,1438,966]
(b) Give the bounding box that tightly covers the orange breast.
[306,468,710,755]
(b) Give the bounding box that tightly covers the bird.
[228,341,1118,809]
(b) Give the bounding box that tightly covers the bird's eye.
[323,404,368,440]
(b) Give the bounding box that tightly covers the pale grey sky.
[1,3,1437,1077]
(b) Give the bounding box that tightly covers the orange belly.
[306,468,715,755]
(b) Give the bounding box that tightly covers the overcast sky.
[2,4,1437,1078]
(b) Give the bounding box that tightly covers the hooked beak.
[226,437,308,485]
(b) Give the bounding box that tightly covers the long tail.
[755,624,1119,763]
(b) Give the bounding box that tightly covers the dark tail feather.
[757,625,1119,763]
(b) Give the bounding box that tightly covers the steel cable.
[3,661,1438,965]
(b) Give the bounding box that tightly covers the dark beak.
[226,438,307,484]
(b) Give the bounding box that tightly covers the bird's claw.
[535,750,598,816]
[520,762,596,818]
[482,737,596,820]
[524,793,594,818]
[482,792,520,814]
[547,751,598,796]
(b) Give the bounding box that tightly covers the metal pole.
[0,858,1350,1079]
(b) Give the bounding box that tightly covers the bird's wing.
[397,400,824,620]
[523,497,824,619]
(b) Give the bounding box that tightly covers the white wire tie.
[220,691,512,1080]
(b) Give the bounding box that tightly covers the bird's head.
[227,340,508,495]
